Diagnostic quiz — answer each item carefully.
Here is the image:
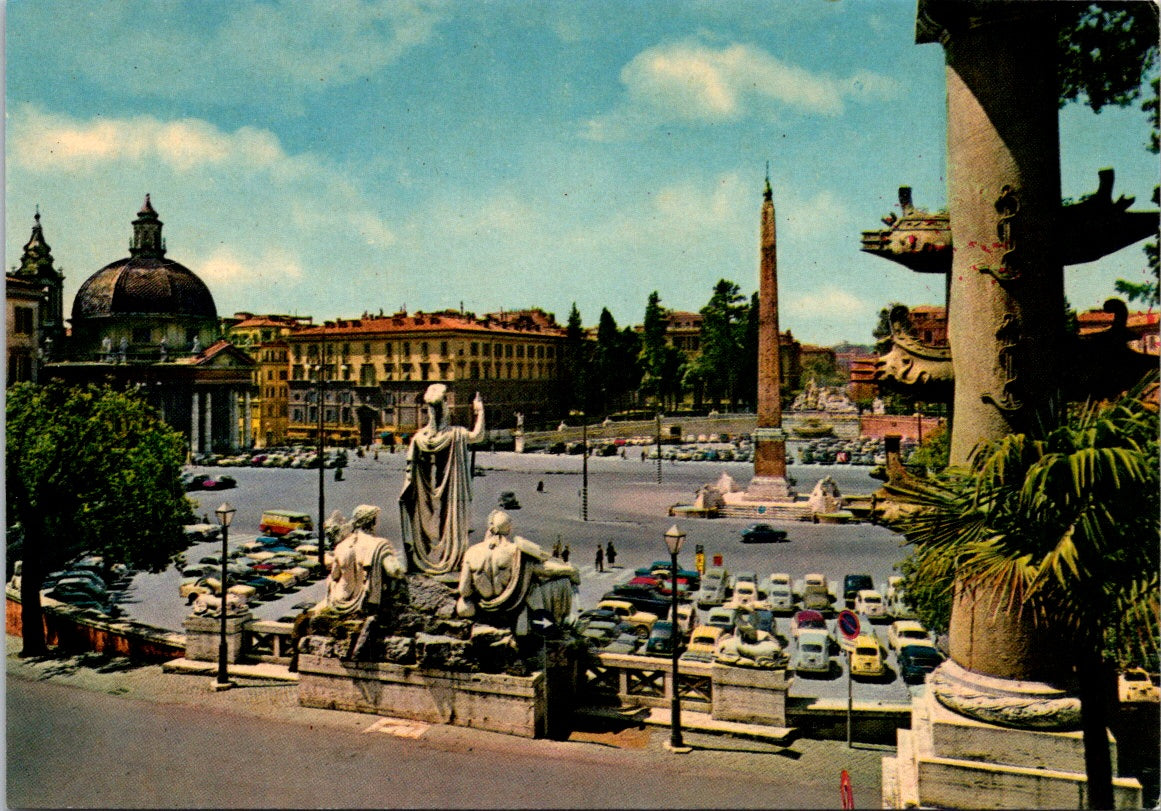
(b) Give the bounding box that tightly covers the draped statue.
[399,384,484,576]
[457,510,579,635]
[314,505,405,617]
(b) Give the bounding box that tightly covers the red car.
[791,609,828,637]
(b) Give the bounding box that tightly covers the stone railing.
[245,619,295,664]
[581,650,792,727]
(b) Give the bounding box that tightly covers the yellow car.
[681,625,727,663]
[849,634,886,679]
[595,599,658,638]
[1119,668,1160,703]
[269,571,299,591]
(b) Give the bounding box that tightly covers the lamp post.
[214,501,236,691]
[315,348,327,572]
[655,410,662,484]
[581,415,588,521]
[664,524,690,753]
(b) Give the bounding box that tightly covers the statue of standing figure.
[457,510,579,634]
[399,384,485,576]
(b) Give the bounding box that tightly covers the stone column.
[190,391,201,454]
[747,176,791,501]
[244,391,252,448]
[204,390,213,455]
[229,388,239,450]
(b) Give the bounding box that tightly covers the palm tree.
[896,376,1159,809]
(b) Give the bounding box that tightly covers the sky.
[5,0,1158,346]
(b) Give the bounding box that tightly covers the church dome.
[71,196,217,321]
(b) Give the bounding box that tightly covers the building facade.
[224,313,314,448]
[284,309,567,445]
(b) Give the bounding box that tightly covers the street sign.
[528,609,559,638]
[837,609,860,640]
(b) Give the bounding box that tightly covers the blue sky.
[6,0,1157,345]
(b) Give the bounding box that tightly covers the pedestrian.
[561,544,570,563]
[595,545,604,573]
[552,539,562,558]
[537,480,544,493]
[606,541,617,568]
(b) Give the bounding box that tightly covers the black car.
[602,584,671,617]
[184,473,237,492]
[898,644,945,683]
[645,621,679,656]
[741,523,789,544]
[497,491,521,509]
[843,573,874,606]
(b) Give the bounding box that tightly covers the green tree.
[639,291,669,407]
[695,279,748,410]
[895,377,1159,808]
[739,291,759,410]
[6,382,194,656]
[560,303,591,417]
[591,308,640,416]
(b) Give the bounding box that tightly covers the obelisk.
[747,173,792,501]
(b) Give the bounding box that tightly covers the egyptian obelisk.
[746,172,792,501]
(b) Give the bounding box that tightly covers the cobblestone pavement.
[7,635,887,808]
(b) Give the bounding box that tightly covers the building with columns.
[40,196,255,455]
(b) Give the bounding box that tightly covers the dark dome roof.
[72,256,217,321]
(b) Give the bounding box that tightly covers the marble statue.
[118,336,128,363]
[314,505,405,617]
[191,335,201,355]
[456,510,579,635]
[102,336,113,362]
[159,335,168,361]
[399,384,485,577]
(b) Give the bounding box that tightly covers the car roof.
[900,644,942,657]
[796,609,825,621]
[798,628,829,640]
[857,589,882,598]
[893,620,925,630]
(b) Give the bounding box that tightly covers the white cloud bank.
[585,39,898,140]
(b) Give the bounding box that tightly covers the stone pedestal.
[514,433,525,453]
[182,611,251,663]
[884,687,1142,809]
[297,653,547,738]
[710,664,791,727]
[743,476,793,502]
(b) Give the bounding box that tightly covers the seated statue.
[457,510,579,635]
[717,620,783,668]
[313,504,405,618]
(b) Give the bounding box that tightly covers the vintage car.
[793,629,833,675]
[497,491,521,510]
[258,510,314,537]
[887,620,934,652]
[183,473,237,492]
[801,573,833,612]
[740,523,789,544]
[791,609,827,638]
[726,580,766,610]
[898,644,944,684]
[595,599,658,638]
[767,580,796,613]
[850,634,887,679]
[644,620,680,656]
[705,606,738,633]
[680,625,728,663]
[695,568,730,608]
[853,589,887,620]
[843,574,874,607]
[1119,668,1160,703]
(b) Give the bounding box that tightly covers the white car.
[854,589,887,619]
[767,581,795,613]
[727,580,766,610]
[768,572,791,588]
[695,567,730,608]
[887,620,934,652]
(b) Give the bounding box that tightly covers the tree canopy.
[7,382,193,655]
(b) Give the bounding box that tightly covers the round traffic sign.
[837,609,861,640]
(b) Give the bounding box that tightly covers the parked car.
[793,629,833,675]
[602,624,643,654]
[644,620,680,656]
[887,620,934,652]
[767,580,796,613]
[497,491,521,510]
[745,607,777,636]
[849,634,887,679]
[681,625,728,663]
[183,473,238,491]
[734,571,757,586]
[741,523,789,544]
[705,606,738,633]
[727,580,765,610]
[668,603,699,637]
[183,523,221,542]
[258,510,314,537]
[1118,668,1160,703]
[886,586,918,620]
[791,609,827,637]
[695,567,730,608]
[898,644,944,684]
[801,574,833,612]
[854,589,887,620]
[602,584,670,618]
[843,574,874,607]
[595,599,657,638]
[635,561,701,591]
[576,614,623,647]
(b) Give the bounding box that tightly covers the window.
[363,342,371,356]
[482,343,490,357]
[420,342,428,358]
[440,341,448,357]
[402,342,410,357]
[292,367,304,381]
[516,345,524,359]
[12,308,33,338]
[360,364,375,386]
[471,342,479,356]
[294,409,303,422]
[546,347,554,359]
[470,362,479,379]
[420,362,430,381]
[505,344,513,358]
[279,370,287,380]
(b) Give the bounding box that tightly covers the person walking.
[606,541,617,568]
[561,545,570,563]
[552,539,562,558]
[595,545,604,573]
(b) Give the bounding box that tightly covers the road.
[7,669,885,809]
[117,449,916,703]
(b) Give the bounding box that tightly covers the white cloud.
[785,288,871,320]
[585,39,898,139]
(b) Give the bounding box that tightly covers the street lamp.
[664,524,690,753]
[213,501,236,691]
[315,350,327,572]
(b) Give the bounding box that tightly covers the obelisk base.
[744,476,793,502]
